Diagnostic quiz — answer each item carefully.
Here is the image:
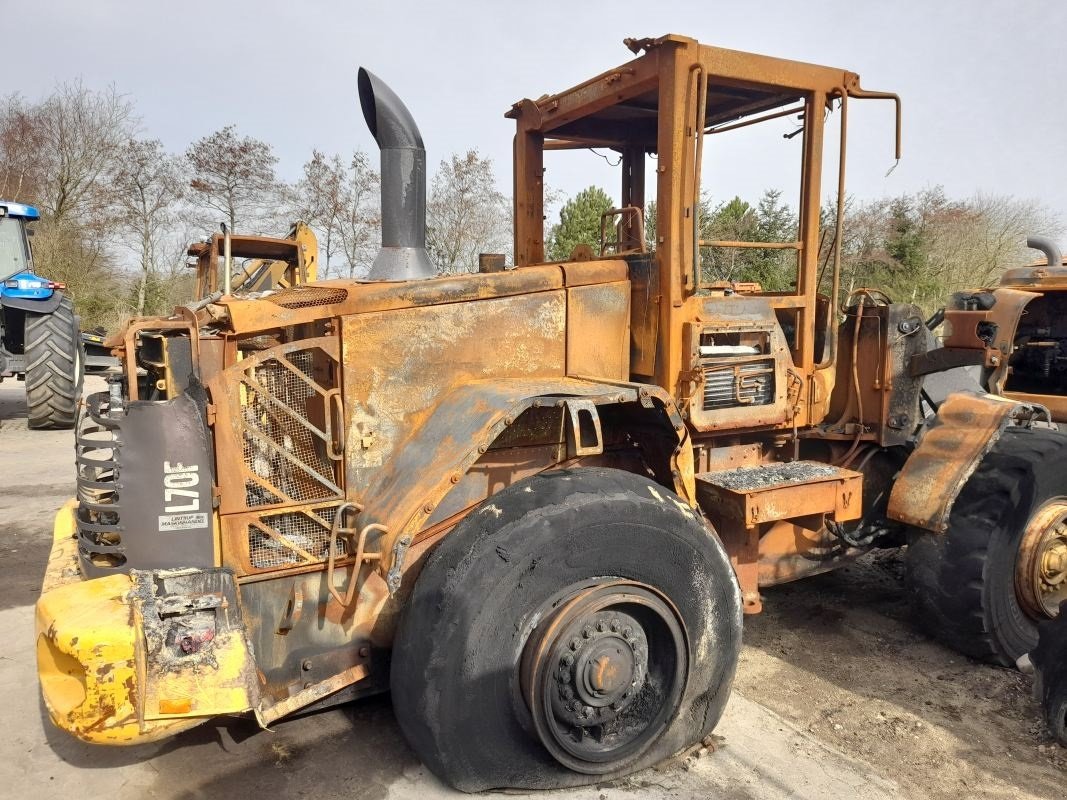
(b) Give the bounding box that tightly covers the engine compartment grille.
[236,344,342,508]
[248,504,344,570]
[703,358,775,410]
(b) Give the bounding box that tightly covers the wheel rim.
[521,580,688,774]
[1017,499,1067,619]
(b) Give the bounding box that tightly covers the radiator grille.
[248,505,344,569]
[240,348,341,507]
[703,359,775,410]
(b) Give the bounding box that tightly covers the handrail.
[815,87,848,372]
[600,206,647,255]
[689,64,707,294]
[699,240,802,250]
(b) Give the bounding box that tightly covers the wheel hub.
[550,611,647,727]
[521,580,687,774]
[1017,501,1067,619]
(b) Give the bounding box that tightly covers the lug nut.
[561,652,574,666]
[610,618,621,632]
[301,659,313,671]
[582,626,593,639]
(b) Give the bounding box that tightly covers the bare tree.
[291,150,379,278]
[34,81,137,224]
[111,138,185,314]
[427,150,510,273]
[334,152,379,278]
[186,125,277,234]
[0,94,47,202]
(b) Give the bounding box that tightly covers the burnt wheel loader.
[35,34,1067,790]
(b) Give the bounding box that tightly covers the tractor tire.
[906,426,1067,666]
[24,295,83,430]
[1033,608,1067,746]
[390,467,742,792]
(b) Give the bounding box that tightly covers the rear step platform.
[695,461,863,613]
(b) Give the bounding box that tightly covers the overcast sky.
[7,0,1067,227]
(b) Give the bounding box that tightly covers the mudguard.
[0,291,63,314]
[352,377,693,591]
[887,392,1051,532]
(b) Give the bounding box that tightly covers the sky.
[4,0,1067,228]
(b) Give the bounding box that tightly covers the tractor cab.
[0,201,63,300]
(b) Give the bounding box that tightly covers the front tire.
[24,295,83,430]
[906,426,1067,665]
[390,467,742,792]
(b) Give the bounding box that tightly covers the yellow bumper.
[35,501,256,744]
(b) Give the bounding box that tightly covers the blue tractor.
[0,201,83,428]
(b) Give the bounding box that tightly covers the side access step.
[695,461,863,613]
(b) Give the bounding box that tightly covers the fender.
[887,392,1051,532]
[0,291,63,314]
[353,376,693,592]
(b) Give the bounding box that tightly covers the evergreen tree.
[547,186,614,261]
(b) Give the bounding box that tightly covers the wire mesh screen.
[239,347,341,507]
[248,505,343,569]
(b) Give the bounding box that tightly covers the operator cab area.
[508,34,903,439]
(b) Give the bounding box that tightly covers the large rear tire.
[24,295,83,430]
[390,467,742,792]
[906,426,1067,666]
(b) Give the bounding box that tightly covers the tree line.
[1,82,1059,330]
[0,83,509,329]
[549,185,1061,313]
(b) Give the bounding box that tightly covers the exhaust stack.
[358,68,435,281]
[1027,236,1063,268]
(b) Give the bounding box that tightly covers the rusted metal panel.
[695,462,861,527]
[627,254,660,379]
[680,298,794,432]
[887,392,1050,532]
[566,281,630,381]
[351,379,637,586]
[559,258,629,287]
[340,291,568,495]
[827,302,927,447]
[756,520,862,587]
[695,462,862,613]
[942,287,1040,394]
[221,264,565,333]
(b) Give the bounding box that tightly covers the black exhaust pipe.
[1027,235,1063,268]
[358,68,435,281]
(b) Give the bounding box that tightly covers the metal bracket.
[386,536,412,595]
[563,398,604,458]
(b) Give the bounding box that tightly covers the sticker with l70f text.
[158,513,209,532]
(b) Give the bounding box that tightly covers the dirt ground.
[2,377,1064,799]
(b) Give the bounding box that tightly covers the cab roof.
[0,201,41,220]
